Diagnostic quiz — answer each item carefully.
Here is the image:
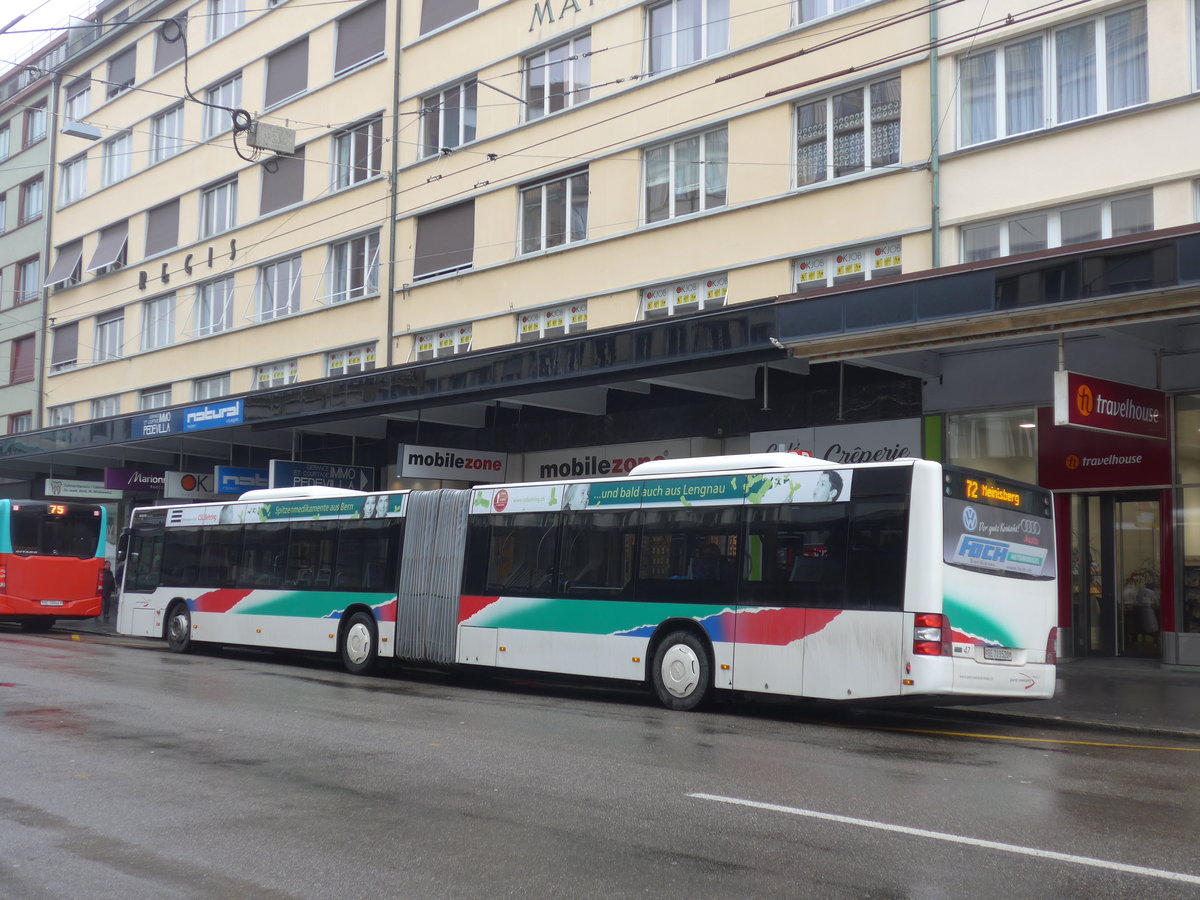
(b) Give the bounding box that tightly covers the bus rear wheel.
[165,602,193,653]
[651,630,711,711]
[20,618,54,633]
[340,611,378,676]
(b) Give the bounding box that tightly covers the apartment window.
[142,294,175,350]
[796,75,900,187]
[51,322,77,372]
[265,38,308,107]
[959,6,1147,147]
[89,220,129,274]
[59,155,88,206]
[797,0,869,22]
[201,178,238,237]
[154,15,187,71]
[334,0,385,74]
[414,202,474,279]
[644,127,727,223]
[794,242,902,291]
[257,255,301,320]
[648,0,729,75]
[106,46,136,98]
[151,105,184,163]
[65,76,91,120]
[640,273,727,319]
[414,326,472,361]
[329,232,379,303]
[9,335,34,384]
[518,302,588,342]
[23,102,46,147]
[145,199,180,256]
[0,124,9,160]
[9,413,31,434]
[255,359,298,389]
[139,386,172,410]
[419,0,475,34]
[325,343,376,376]
[48,405,75,426]
[208,0,244,41]
[196,276,234,336]
[45,241,84,289]
[259,147,305,214]
[204,74,242,138]
[194,373,230,400]
[960,191,1153,262]
[0,193,5,232]
[333,116,382,189]
[95,309,125,361]
[19,177,43,224]
[102,131,132,186]
[521,170,588,253]
[525,33,591,121]
[422,79,477,157]
[15,257,40,304]
[91,395,120,418]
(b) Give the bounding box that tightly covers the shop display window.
[945,408,1037,483]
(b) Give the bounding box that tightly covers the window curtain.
[703,128,727,209]
[832,88,864,177]
[959,52,996,145]
[1055,22,1096,122]
[673,135,701,215]
[869,78,901,168]
[676,0,701,68]
[1106,8,1147,111]
[1004,37,1043,135]
[796,99,827,186]
[644,146,671,222]
[706,0,729,57]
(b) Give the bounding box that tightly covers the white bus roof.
[629,453,832,476]
[238,486,365,501]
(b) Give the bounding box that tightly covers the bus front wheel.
[165,603,193,653]
[340,611,378,676]
[651,630,711,711]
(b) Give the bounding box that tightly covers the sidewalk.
[56,619,1200,737]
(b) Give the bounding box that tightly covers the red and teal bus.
[117,454,1057,709]
[0,499,108,632]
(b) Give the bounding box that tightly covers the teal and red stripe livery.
[189,589,397,622]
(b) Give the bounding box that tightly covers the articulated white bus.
[117,454,1057,709]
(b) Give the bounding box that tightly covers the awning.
[88,220,128,270]
[44,241,84,287]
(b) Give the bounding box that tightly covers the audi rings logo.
[1075,384,1094,417]
[1020,519,1042,536]
[1066,454,1081,470]
[962,506,978,532]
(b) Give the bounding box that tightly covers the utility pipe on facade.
[928,0,940,268]
[384,0,404,369]
[37,67,64,431]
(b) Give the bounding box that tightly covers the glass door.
[1070,493,1161,657]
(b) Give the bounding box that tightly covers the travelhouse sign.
[1053,371,1167,440]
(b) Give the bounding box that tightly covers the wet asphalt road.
[2,627,1198,900]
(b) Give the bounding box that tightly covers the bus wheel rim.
[168,611,188,643]
[345,622,371,665]
[660,644,699,698]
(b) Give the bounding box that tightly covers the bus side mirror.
[116,529,131,562]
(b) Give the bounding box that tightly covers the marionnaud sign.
[44,478,123,500]
[1053,371,1167,440]
[184,399,244,432]
[131,409,181,438]
[269,459,374,491]
[399,444,508,482]
[215,466,268,495]
[751,419,922,463]
[104,468,166,491]
[164,472,223,501]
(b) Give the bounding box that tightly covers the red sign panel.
[1037,407,1171,490]
[1053,371,1167,440]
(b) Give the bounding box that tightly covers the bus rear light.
[1046,627,1058,665]
[0,564,6,589]
[913,613,952,657]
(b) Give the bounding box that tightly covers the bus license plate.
[39,600,64,607]
[983,647,1012,661]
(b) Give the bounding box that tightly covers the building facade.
[1,0,1198,665]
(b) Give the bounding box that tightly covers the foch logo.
[1075,384,1094,417]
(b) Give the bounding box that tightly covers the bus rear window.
[10,506,101,558]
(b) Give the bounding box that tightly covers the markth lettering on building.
[529,0,597,31]
[1053,371,1167,440]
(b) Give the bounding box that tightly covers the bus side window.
[558,511,636,599]
[239,523,289,589]
[162,527,202,588]
[845,499,908,611]
[636,508,739,604]
[333,518,401,591]
[124,529,165,593]
[481,513,559,597]
[741,505,847,608]
[200,525,242,588]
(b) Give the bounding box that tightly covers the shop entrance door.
[1071,493,1162,658]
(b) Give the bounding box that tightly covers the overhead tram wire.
[15,0,1087,336]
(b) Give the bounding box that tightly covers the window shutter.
[51,322,78,368]
[10,335,34,383]
[334,0,385,74]
[153,17,187,72]
[88,220,129,270]
[260,148,305,215]
[419,0,477,34]
[265,38,308,107]
[414,201,475,278]
[145,199,180,256]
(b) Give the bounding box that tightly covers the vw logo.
[962,506,978,531]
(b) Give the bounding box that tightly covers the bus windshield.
[9,504,103,558]
[941,467,1055,581]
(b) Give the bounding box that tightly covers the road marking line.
[848,723,1200,753]
[688,793,1200,886]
